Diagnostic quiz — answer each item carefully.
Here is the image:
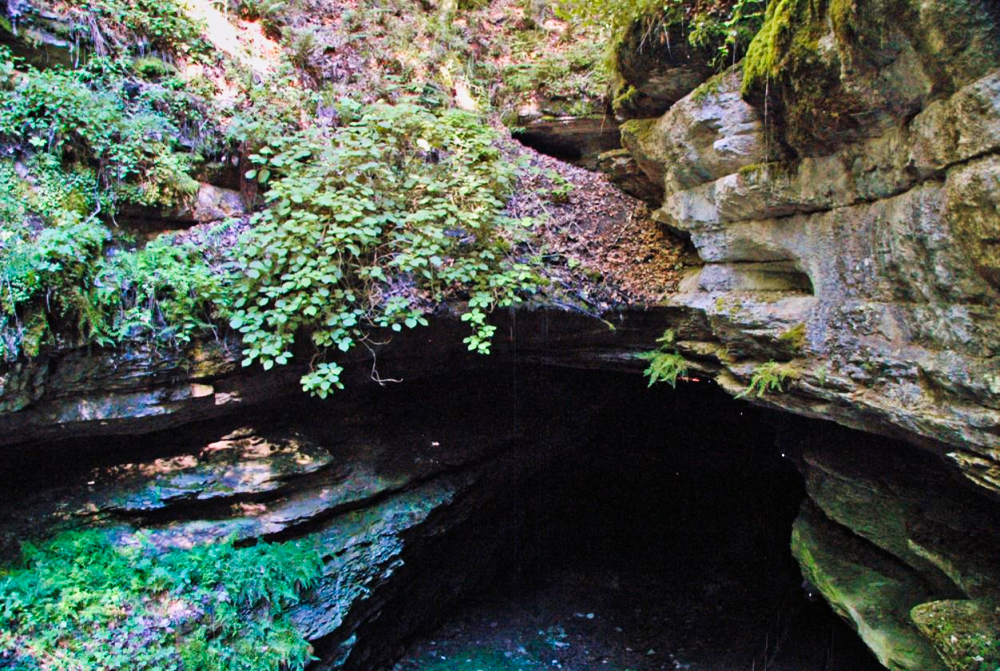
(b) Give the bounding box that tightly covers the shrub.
[231,102,539,396]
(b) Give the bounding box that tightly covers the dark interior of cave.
[2,363,888,670]
[389,366,886,671]
[513,130,586,163]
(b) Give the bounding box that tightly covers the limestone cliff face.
[2,0,1000,667]
[616,0,1000,666]
[635,63,1000,487]
[625,51,1000,490]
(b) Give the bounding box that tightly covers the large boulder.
[621,67,766,198]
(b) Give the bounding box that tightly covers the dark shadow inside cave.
[513,129,586,163]
[391,368,885,671]
[0,361,889,671]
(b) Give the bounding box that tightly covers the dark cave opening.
[390,367,885,671]
[510,121,622,169]
[514,129,586,163]
[0,362,889,671]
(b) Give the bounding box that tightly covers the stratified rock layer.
[626,41,1000,499]
[615,0,1000,666]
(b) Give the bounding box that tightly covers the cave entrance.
[511,119,622,170]
[392,367,883,671]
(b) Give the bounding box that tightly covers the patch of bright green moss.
[689,71,728,103]
[741,0,826,98]
[619,117,658,149]
[778,322,807,352]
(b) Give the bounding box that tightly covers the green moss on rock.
[792,502,949,671]
[620,117,658,148]
[741,0,825,98]
[911,600,1000,671]
[741,0,1000,155]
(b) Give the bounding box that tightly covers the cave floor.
[394,559,882,671]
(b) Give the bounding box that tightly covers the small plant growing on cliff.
[778,322,806,353]
[737,360,797,398]
[638,329,689,388]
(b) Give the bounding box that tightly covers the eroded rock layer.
[613,0,1000,666]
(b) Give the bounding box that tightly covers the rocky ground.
[393,570,885,671]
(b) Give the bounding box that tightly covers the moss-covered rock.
[740,0,1000,156]
[792,501,949,671]
[911,600,1000,671]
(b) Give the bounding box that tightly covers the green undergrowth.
[0,51,213,207]
[232,101,540,396]
[638,328,689,388]
[0,529,323,670]
[496,24,610,125]
[66,0,209,54]
[0,43,230,360]
[1,0,554,397]
[0,216,234,359]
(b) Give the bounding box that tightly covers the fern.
[0,530,323,670]
[638,328,689,388]
[736,360,798,398]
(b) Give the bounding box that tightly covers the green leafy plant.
[0,50,207,207]
[230,102,538,396]
[225,63,320,152]
[1,214,234,360]
[1,217,110,358]
[67,0,207,52]
[95,234,235,346]
[638,328,689,388]
[541,169,574,204]
[737,360,798,398]
[133,57,177,81]
[0,530,322,670]
[0,40,232,361]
